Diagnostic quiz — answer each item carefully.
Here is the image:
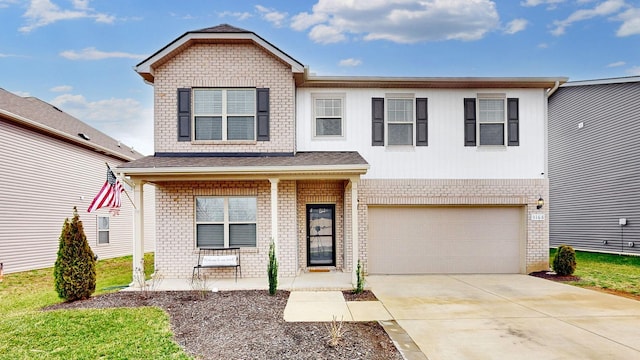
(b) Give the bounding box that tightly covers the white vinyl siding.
[195,196,257,248]
[0,120,156,274]
[296,88,547,179]
[193,89,255,141]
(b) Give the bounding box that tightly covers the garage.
[368,206,524,274]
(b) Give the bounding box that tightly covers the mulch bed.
[45,290,402,360]
[529,271,580,282]
[342,290,378,302]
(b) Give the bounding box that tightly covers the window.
[195,197,257,248]
[313,95,344,137]
[478,97,506,146]
[97,216,109,245]
[387,98,414,145]
[193,89,256,141]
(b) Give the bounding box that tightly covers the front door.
[307,204,335,266]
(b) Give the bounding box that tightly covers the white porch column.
[350,177,359,286]
[131,179,145,287]
[269,178,279,249]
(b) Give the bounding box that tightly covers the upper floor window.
[193,88,256,141]
[371,96,428,147]
[464,95,519,147]
[195,196,257,248]
[387,98,414,145]
[313,94,344,138]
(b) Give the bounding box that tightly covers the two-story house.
[120,24,566,283]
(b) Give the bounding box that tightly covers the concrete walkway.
[368,274,640,360]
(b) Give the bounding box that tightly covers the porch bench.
[192,247,242,282]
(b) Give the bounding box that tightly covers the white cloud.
[255,5,287,27]
[218,11,252,21]
[292,0,500,44]
[537,42,549,48]
[19,0,115,33]
[606,61,626,67]
[626,66,640,75]
[521,0,565,8]
[50,93,154,155]
[339,58,362,67]
[615,7,640,36]
[551,0,626,36]
[11,90,31,97]
[0,0,19,9]
[504,18,528,34]
[60,47,147,60]
[50,85,73,92]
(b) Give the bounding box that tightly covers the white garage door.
[368,206,524,274]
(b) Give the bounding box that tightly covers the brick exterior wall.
[154,180,297,279]
[358,178,550,274]
[153,43,296,153]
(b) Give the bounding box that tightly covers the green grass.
[0,253,190,360]
[550,248,640,296]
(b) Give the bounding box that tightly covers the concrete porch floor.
[131,271,355,291]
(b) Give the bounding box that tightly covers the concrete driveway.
[368,274,640,360]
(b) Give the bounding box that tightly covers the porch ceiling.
[116,151,369,181]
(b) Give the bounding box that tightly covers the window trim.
[192,88,257,142]
[194,196,257,248]
[97,215,110,246]
[311,93,345,139]
[477,93,507,147]
[385,93,415,146]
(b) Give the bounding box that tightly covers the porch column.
[350,177,359,286]
[269,178,279,249]
[131,179,145,287]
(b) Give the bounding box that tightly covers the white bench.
[193,247,242,282]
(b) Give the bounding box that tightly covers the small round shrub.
[553,245,577,276]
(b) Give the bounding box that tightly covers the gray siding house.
[548,76,640,254]
[0,88,156,273]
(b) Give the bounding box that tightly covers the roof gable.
[135,23,305,83]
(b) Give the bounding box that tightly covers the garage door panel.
[368,206,523,274]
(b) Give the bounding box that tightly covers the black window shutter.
[416,98,428,146]
[507,98,519,146]
[256,88,270,141]
[464,98,476,146]
[177,88,191,142]
[372,97,384,146]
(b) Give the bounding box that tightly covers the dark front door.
[307,204,335,266]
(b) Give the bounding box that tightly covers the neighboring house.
[548,76,640,255]
[0,89,156,274]
[121,24,566,282]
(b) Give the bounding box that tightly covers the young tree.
[54,207,96,301]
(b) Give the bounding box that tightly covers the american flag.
[87,168,124,215]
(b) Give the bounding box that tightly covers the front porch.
[129,270,354,291]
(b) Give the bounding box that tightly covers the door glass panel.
[308,205,334,266]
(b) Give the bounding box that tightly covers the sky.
[1,0,639,155]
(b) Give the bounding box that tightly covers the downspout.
[546,80,560,98]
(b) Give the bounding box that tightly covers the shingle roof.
[0,88,143,161]
[119,151,368,174]
[194,24,250,33]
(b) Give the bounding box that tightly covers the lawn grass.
[550,248,640,296]
[0,253,190,360]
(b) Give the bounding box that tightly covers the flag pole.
[105,162,136,210]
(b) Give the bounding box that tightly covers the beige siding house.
[121,24,566,283]
[0,89,155,274]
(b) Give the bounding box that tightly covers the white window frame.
[192,88,256,141]
[312,93,345,138]
[477,94,507,146]
[97,216,109,245]
[385,94,415,146]
[195,196,257,248]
